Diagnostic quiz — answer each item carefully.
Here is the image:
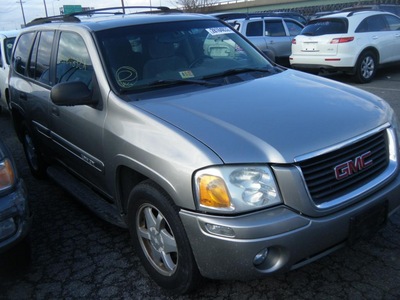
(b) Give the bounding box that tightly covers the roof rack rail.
[27,15,81,26]
[26,6,178,27]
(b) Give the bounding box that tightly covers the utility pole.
[121,0,125,14]
[18,0,26,26]
[43,0,49,17]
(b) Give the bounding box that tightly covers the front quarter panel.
[104,94,223,211]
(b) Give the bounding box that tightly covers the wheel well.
[5,88,10,101]
[359,47,379,64]
[117,166,147,215]
[11,109,24,142]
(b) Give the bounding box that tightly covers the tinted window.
[285,20,303,36]
[301,18,348,36]
[13,32,35,75]
[56,32,93,89]
[356,15,388,32]
[385,15,400,31]
[246,21,263,36]
[28,31,54,84]
[264,20,286,37]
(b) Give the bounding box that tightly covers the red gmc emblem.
[334,151,373,180]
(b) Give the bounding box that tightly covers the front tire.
[354,51,377,83]
[127,180,201,294]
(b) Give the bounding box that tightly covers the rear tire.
[354,51,377,83]
[21,122,47,179]
[127,180,202,294]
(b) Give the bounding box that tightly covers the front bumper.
[180,172,400,280]
[0,179,32,254]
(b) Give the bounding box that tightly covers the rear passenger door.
[263,19,290,57]
[11,31,54,148]
[244,20,270,54]
[49,31,106,188]
[384,14,400,61]
[357,15,393,63]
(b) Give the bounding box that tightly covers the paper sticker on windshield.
[179,70,195,79]
[206,27,234,36]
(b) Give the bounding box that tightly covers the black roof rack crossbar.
[67,6,173,17]
[26,6,176,26]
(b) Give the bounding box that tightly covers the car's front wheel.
[354,51,377,83]
[127,180,202,294]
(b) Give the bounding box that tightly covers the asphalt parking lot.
[1,66,400,299]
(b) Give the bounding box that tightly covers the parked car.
[223,14,304,64]
[0,137,31,265]
[290,10,400,83]
[261,11,308,25]
[9,6,400,294]
[0,30,19,113]
[340,4,400,17]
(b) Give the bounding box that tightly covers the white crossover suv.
[290,10,400,83]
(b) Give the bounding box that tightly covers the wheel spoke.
[160,228,177,254]
[143,206,157,228]
[138,226,151,240]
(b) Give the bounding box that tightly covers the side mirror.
[51,81,97,106]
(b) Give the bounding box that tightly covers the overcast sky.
[0,0,172,31]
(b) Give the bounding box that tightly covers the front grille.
[299,130,389,206]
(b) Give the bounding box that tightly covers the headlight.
[0,158,16,191]
[194,165,282,213]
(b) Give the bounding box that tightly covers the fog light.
[253,248,269,266]
[205,223,235,237]
[0,217,16,240]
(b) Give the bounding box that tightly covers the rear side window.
[356,15,389,32]
[13,32,35,75]
[264,20,286,37]
[246,21,263,36]
[28,31,54,84]
[385,15,400,31]
[285,20,303,36]
[301,18,348,36]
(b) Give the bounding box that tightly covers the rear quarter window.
[301,18,348,36]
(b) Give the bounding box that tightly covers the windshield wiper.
[144,78,220,88]
[202,67,273,80]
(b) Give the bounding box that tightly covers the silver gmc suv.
[8,7,400,294]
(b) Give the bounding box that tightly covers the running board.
[46,166,127,228]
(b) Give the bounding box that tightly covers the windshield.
[96,19,273,93]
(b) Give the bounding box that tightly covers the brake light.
[330,37,354,44]
[292,38,297,44]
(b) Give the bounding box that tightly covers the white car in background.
[0,30,19,113]
[290,11,400,83]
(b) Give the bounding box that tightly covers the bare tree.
[174,0,219,13]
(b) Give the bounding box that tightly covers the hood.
[132,70,391,164]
